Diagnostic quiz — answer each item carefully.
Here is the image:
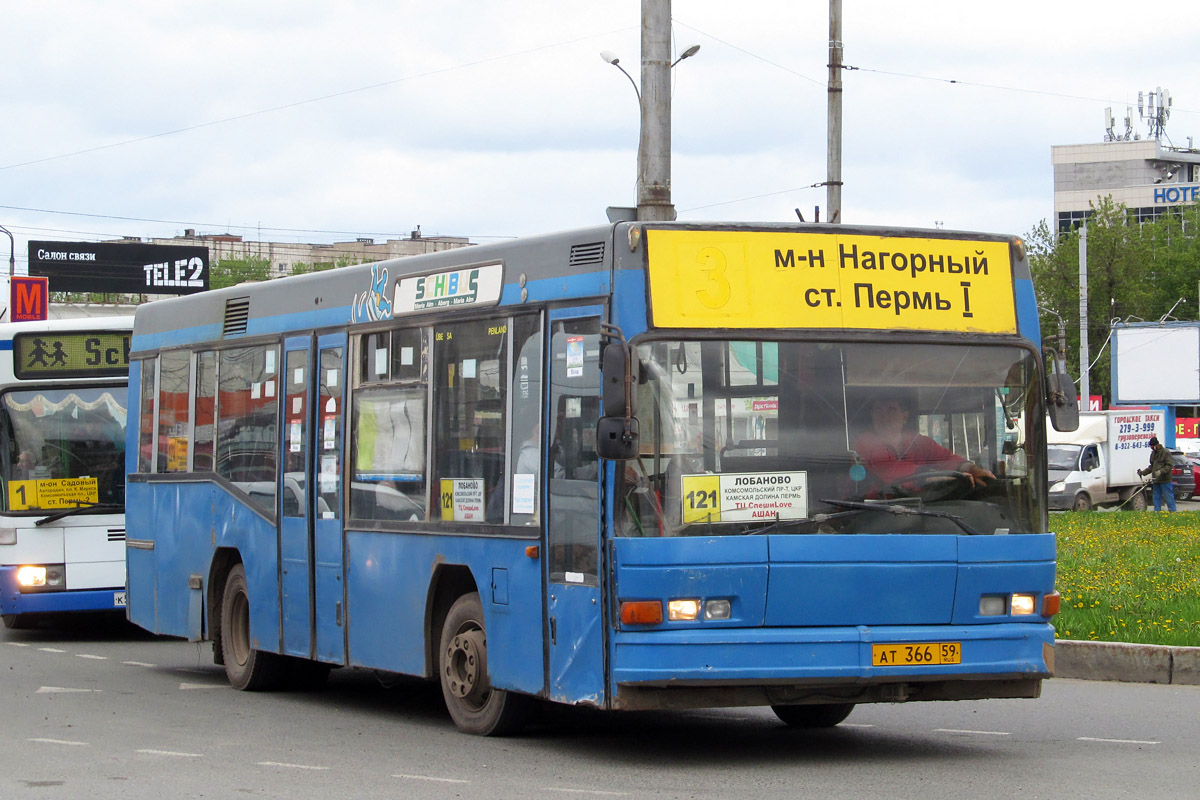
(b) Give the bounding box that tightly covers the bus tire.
[439,592,529,736]
[771,703,855,728]
[220,564,282,691]
[2,614,30,630]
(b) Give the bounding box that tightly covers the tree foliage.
[208,256,272,290]
[1029,198,1200,403]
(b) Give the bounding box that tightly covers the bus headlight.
[16,564,65,591]
[667,599,701,621]
[1011,594,1037,615]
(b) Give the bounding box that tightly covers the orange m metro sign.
[10,276,49,322]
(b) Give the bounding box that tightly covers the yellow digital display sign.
[645,230,1017,333]
[13,331,131,380]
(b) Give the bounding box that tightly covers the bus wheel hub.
[445,630,487,702]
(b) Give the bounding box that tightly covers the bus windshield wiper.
[818,498,985,536]
[35,502,124,527]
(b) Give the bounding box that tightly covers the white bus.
[0,316,132,628]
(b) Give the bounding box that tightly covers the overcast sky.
[3,1,1199,272]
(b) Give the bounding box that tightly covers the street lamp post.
[0,224,13,279]
[602,0,699,222]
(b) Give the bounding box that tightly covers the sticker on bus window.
[680,471,808,524]
[512,473,536,514]
[289,423,302,453]
[566,336,584,377]
[440,478,485,522]
[8,477,99,511]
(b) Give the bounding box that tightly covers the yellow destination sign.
[8,477,100,511]
[646,230,1017,333]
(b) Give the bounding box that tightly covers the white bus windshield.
[0,386,129,512]
[617,340,1044,537]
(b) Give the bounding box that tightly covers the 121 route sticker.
[680,471,808,524]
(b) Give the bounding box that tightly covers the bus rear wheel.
[439,592,529,735]
[220,564,282,691]
[771,703,855,728]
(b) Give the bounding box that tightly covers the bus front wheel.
[771,703,855,728]
[220,564,282,691]
[439,592,529,735]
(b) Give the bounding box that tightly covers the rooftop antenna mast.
[1138,87,1172,140]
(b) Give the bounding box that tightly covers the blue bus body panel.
[765,535,958,626]
[126,481,280,651]
[344,529,544,695]
[1014,277,1042,348]
[611,622,1053,685]
[609,533,1056,687]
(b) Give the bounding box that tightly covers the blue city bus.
[125,222,1077,734]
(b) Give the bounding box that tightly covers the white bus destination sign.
[394,263,504,314]
[680,471,809,524]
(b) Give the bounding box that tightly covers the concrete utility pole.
[1079,222,1090,401]
[826,0,844,223]
[638,0,675,221]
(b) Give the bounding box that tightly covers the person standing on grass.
[1137,436,1176,512]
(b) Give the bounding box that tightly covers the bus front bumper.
[0,566,126,617]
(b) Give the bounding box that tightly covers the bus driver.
[855,395,995,496]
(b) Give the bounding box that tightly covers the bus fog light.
[1011,594,1037,615]
[45,566,65,587]
[667,599,701,621]
[0,527,16,545]
[17,565,47,587]
[704,599,731,620]
[979,595,1007,616]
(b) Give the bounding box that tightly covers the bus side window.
[432,319,509,524]
[136,356,157,474]
[216,345,279,516]
[350,327,428,523]
[194,351,216,472]
[156,350,191,473]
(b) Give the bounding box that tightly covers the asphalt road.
[3,616,1198,800]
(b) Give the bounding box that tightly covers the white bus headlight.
[16,564,65,591]
[1010,594,1037,615]
[17,565,47,587]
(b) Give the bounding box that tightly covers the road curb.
[1054,639,1200,685]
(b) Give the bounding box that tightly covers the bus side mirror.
[601,342,638,418]
[1044,349,1079,433]
[597,341,640,460]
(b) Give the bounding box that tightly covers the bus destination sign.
[646,230,1018,334]
[13,331,132,380]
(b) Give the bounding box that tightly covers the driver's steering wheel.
[883,470,973,503]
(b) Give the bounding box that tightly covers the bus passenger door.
[544,312,606,705]
[279,333,347,665]
[280,338,314,658]
[312,334,347,664]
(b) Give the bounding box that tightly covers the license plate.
[872,642,961,666]
[113,591,127,608]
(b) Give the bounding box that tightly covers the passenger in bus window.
[14,450,37,480]
[855,394,994,495]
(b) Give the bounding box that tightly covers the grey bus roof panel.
[131,224,620,353]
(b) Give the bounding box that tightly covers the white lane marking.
[38,647,66,653]
[543,789,630,797]
[392,774,471,784]
[840,723,876,728]
[28,738,88,746]
[37,686,100,694]
[179,682,226,690]
[122,661,157,667]
[137,749,204,758]
[934,729,1011,736]
[76,654,107,660]
[6,641,29,647]
[1078,737,1160,745]
[257,762,329,771]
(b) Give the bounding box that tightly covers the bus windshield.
[617,340,1044,537]
[0,386,129,512]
